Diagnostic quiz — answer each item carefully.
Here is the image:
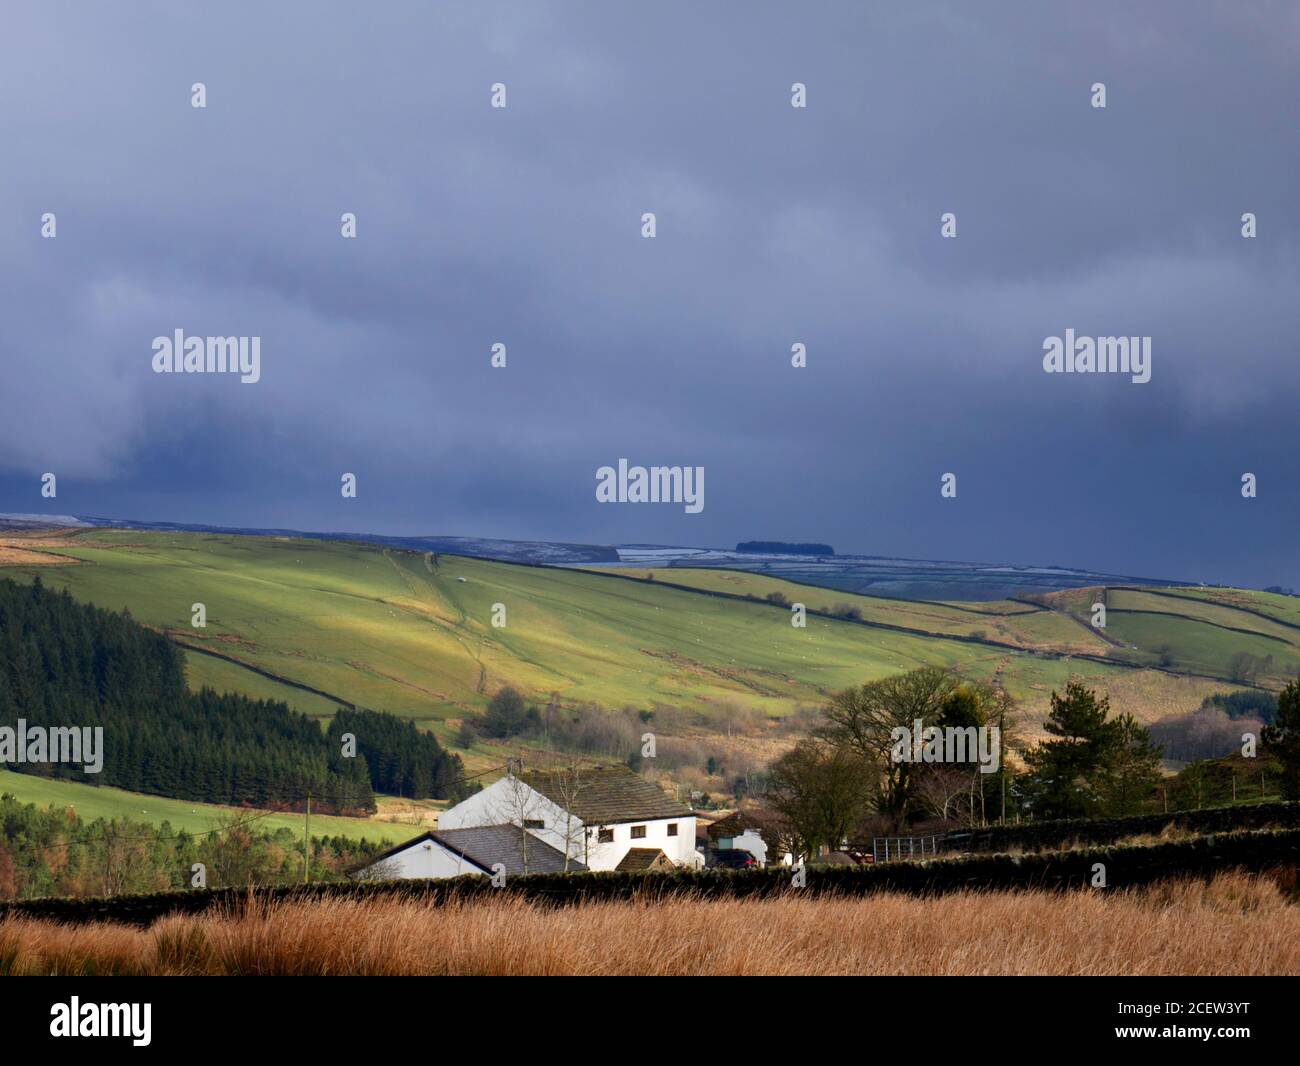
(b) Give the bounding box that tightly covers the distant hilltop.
[735,541,834,556]
[2,515,1206,600]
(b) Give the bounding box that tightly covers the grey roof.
[519,766,694,825]
[615,847,672,872]
[432,824,585,876]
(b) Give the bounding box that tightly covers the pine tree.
[1097,713,1162,815]
[1021,681,1122,819]
[1262,678,1300,801]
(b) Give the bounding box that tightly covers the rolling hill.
[0,528,1277,733]
[2,525,1292,838]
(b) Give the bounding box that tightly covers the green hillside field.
[1,527,1286,837]
[589,567,1110,653]
[2,529,1207,729]
[0,769,420,845]
[600,566,1300,683]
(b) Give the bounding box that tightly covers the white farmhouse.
[439,765,701,872]
[354,823,583,881]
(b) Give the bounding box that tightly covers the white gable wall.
[440,777,700,871]
[362,837,486,881]
[440,777,579,860]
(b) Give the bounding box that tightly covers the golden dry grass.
[0,529,89,565]
[2,871,1296,976]
[0,545,78,566]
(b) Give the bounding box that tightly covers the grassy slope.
[1155,586,1300,628]
[184,652,342,719]
[1,532,1271,721]
[0,769,418,845]
[590,567,1109,652]
[1039,587,1300,686]
[4,530,1156,726]
[598,567,1300,683]
[0,529,1284,835]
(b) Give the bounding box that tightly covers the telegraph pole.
[304,792,311,884]
[999,704,1007,825]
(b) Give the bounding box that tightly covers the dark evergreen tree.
[1262,678,1300,801]
[1097,713,1162,816]
[0,578,375,813]
[1021,681,1120,819]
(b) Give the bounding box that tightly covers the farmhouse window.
[631,825,647,839]
[523,819,544,829]
[598,828,614,843]
[667,823,678,837]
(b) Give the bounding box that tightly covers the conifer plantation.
[0,578,464,813]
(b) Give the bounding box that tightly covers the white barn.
[439,765,700,872]
[354,823,583,881]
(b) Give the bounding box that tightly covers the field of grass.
[2,529,1160,727]
[1105,611,1300,679]
[1149,585,1300,629]
[1108,588,1300,644]
[2,871,1294,975]
[592,566,1112,653]
[0,770,421,846]
[577,570,1277,720]
[2,527,1293,862]
[0,528,1271,750]
[183,652,343,719]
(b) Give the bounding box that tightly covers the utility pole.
[997,703,1007,825]
[304,792,311,885]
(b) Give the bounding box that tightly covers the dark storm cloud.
[1,1,1298,586]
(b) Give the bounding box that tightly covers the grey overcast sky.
[2,1,1298,587]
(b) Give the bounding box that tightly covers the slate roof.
[519,766,694,825]
[362,824,585,877]
[434,824,585,875]
[706,810,768,842]
[615,848,672,872]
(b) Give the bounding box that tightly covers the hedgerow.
[5,825,1297,927]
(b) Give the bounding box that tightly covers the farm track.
[1009,594,1128,650]
[386,551,490,695]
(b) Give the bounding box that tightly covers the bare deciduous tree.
[914,765,973,824]
[485,760,547,875]
[816,666,959,821]
[764,739,874,859]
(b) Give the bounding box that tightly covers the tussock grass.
[2,871,1295,976]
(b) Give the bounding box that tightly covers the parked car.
[711,849,758,869]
